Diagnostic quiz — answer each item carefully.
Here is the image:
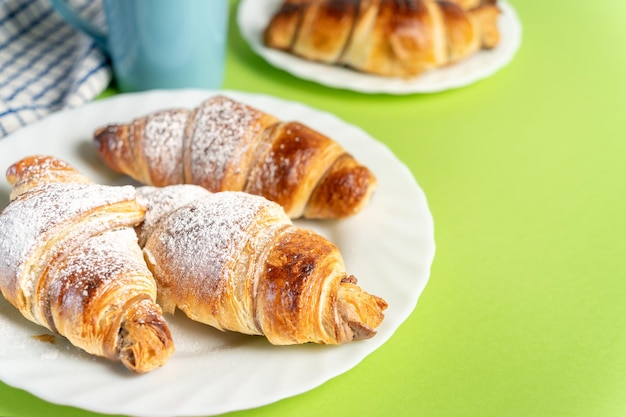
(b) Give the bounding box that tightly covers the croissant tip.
[118,300,175,373]
[93,125,115,146]
[336,279,387,344]
[5,155,76,188]
[92,125,125,171]
[93,126,106,138]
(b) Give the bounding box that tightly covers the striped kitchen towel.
[0,0,111,138]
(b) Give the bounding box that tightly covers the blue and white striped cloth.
[0,0,111,138]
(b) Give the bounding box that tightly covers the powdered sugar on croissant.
[0,155,174,373]
[94,95,377,219]
[135,184,387,345]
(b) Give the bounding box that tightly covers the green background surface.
[2,0,626,416]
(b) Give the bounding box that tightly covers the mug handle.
[49,0,108,52]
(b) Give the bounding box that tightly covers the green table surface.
[3,1,626,416]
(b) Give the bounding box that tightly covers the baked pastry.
[0,155,174,373]
[263,0,501,78]
[135,184,387,345]
[445,0,497,10]
[93,95,377,219]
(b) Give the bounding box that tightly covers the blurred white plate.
[237,0,522,94]
[0,89,435,417]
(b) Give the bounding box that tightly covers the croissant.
[135,184,387,345]
[0,155,174,373]
[93,95,377,219]
[263,0,501,78]
[443,0,497,11]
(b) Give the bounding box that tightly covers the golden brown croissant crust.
[263,0,501,78]
[93,95,377,219]
[135,184,387,345]
[1,156,384,367]
[0,155,174,373]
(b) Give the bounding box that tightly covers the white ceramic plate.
[0,90,435,417]
[237,0,522,94]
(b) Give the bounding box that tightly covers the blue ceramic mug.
[50,0,229,92]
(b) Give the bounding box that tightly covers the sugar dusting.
[142,109,189,185]
[135,184,210,246]
[142,190,278,315]
[186,96,264,191]
[154,192,269,285]
[7,155,68,185]
[48,228,153,319]
[0,183,137,317]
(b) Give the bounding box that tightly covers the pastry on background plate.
[263,0,501,78]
